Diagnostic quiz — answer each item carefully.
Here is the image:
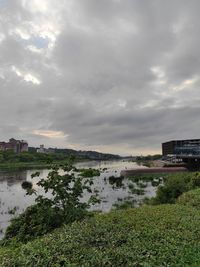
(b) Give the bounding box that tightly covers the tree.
[4,158,100,242]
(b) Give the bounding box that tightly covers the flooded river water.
[0,160,158,238]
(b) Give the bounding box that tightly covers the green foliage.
[79,168,100,177]
[2,205,200,266]
[0,153,4,163]
[190,172,200,187]
[177,188,200,209]
[4,204,63,242]
[21,181,33,190]
[0,150,69,167]
[18,152,36,162]
[108,176,124,188]
[152,172,200,204]
[4,159,99,242]
[128,173,165,183]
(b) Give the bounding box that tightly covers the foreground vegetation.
[2,165,200,266]
[1,204,200,266]
[149,172,200,204]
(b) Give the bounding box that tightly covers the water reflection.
[0,171,26,186]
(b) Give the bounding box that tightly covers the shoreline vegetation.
[0,151,165,171]
[2,156,200,266]
[0,149,121,171]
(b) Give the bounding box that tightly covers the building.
[37,145,55,153]
[37,144,45,153]
[162,139,200,157]
[0,138,28,153]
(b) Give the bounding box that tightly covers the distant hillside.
[29,147,121,160]
[54,148,121,160]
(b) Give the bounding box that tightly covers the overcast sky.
[1,0,200,155]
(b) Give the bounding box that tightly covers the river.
[0,160,157,239]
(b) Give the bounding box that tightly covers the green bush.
[152,172,200,204]
[177,188,200,209]
[2,205,200,266]
[3,160,99,243]
[4,204,64,242]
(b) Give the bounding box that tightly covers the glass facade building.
[162,139,200,157]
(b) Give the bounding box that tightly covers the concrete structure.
[37,144,45,153]
[0,138,28,153]
[162,139,200,158]
[162,139,200,170]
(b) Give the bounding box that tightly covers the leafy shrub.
[177,188,200,209]
[190,172,200,187]
[4,160,99,242]
[4,203,64,242]
[151,179,161,187]
[21,181,33,190]
[152,172,200,204]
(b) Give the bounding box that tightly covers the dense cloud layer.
[0,0,200,155]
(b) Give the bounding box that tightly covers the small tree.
[4,158,100,242]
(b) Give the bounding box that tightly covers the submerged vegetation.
[79,168,100,177]
[108,175,124,188]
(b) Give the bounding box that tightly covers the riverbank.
[0,161,66,171]
[0,158,91,171]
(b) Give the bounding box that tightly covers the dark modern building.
[162,139,200,158]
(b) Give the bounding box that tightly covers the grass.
[1,204,200,266]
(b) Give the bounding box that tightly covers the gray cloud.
[0,0,200,155]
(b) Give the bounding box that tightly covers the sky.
[0,0,200,156]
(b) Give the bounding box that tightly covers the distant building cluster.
[37,144,55,154]
[0,138,28,153]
